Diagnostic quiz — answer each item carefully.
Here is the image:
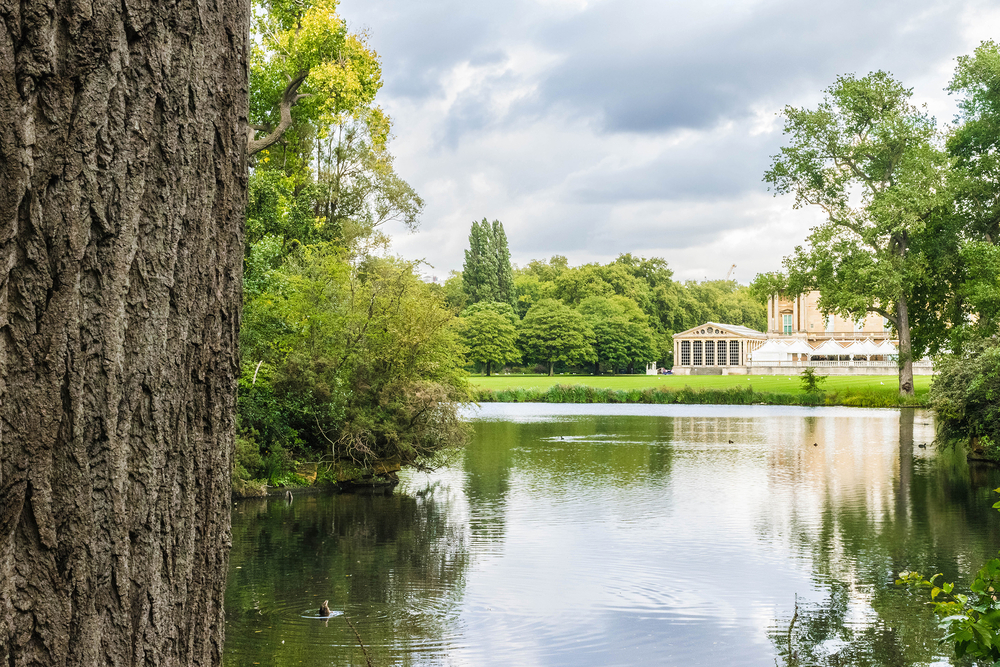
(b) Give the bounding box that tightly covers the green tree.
[518,299,595,375]
[929,339,1000,457]
[463,218,515,306]
[491,220,516,307]
[463,219,498,303]
[940,40,1000,346]
[241,247,469,468]
[578,296,656,374]
[764,71,951,395]
[248,0,381,156]
[459,302,521,376]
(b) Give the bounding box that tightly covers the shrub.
[930,340,1000,454]
[799,367,826,393]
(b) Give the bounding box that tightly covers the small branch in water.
[785,595,799,666]
[344,614,375,667]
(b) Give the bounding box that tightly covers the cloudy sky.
[337,0,1000,283]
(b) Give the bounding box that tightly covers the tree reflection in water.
[225,485,470,666]
[772,409,1000,665]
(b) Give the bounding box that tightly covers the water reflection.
[226,405,1000,666]
[225,482,471,666]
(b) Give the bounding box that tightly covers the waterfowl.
[319,600,331,617]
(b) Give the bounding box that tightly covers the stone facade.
[671,322,767,375]
[766,292,893,341]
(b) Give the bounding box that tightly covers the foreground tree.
[0,1,247,665]
[764,71,950,395]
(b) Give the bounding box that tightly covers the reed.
[469,383,928,408]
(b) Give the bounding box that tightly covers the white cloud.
[343,0,1000,282]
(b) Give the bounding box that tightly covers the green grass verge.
[468,374,930,408]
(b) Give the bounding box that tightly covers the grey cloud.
[567,131,782,203]
[532,0,971,134]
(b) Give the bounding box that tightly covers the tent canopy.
[875,340,898,355]
[845,339,881,355]
[784,340,814,355]
[813,340,849,356]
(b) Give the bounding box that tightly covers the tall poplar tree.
[491,220,516,307]
[463,219,498,304]
[462,218,514,307]
[0,1,247,663]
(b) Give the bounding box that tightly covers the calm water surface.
[225,404,1000,666]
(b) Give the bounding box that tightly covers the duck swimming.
[319,600,331,617]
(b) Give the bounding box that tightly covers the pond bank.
[471,383,928,408]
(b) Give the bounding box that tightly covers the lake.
[224,404,1000,666]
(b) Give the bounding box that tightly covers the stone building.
[671,291,932,375]
[766,292,893,341]
[671,322,767,375]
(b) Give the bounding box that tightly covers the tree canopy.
[458,302,521,376]
[518,299,595,376]
[462,219,516,307]
[763,71,950,395]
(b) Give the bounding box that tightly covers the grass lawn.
[468,373,932,397]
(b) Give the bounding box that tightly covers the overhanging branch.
[248,71,311,156]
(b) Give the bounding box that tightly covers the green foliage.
[462,219,515,306]
[799,367,826,394]
[930,339,1000,455]
[510,254,763,367]
[578,295,656,373]
[763,71,952,393]
[897,489,1000,663]
[518,299,595,375]
[458,302,521,375]
[250,0,381,150]
[241,246,469,469]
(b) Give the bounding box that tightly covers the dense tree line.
[447,225,765,375]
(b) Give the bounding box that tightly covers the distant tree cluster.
[443,226,765,375]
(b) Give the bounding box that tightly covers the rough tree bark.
[0,0,247,664]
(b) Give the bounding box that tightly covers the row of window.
[780,313,894,334]
[679,340,740,366]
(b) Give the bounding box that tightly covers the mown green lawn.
[468,373,933,396]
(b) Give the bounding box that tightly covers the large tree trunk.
[0,1,247,665]
[896,296,915,395]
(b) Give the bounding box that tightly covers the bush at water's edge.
[471,384,928,408]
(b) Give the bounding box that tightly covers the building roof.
[673,321,767,339]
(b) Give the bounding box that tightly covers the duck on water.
[319,600,331,617]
